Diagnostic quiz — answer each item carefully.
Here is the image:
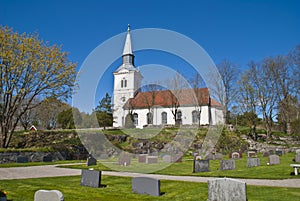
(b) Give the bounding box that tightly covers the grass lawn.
[0,160,85,168]
[0,175,299,201]
[64,153,300,179]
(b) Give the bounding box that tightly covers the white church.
[113,26,224,128]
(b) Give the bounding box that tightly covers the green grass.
[0,175,299,201]
[0,160,85,168]
[64,153,300,179]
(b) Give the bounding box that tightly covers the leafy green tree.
[95,93,113,129]
[0,26,76,148]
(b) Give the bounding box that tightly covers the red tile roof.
[124,88,222,109]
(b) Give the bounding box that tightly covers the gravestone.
[269,155,280,165]
[232,152,240,159]
[215,153,223,160]
[247,157,260,168]
[296,149,300,154]
[263,152,270,157]
[208,178,247,201]
[99,153,109,159]
[162,155,172,163]
[220,160,235,170]
[118,154,131,166]
[229,151,242,158]
[205,153,214,160]
[146,156,158,164]
[81,169,101,188]
[138,154,148,163]
[132,177,160,196]
[275,150,283,156]
[34,190,64,201]
[16,155,29,163]
[247,151,256,158]
[295,153,300,163]
[86,156,97,166]
[171,154,182,162]
[269,150,274,155]
[193,159,210,172]
[42,155,53,162]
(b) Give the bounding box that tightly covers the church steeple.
[122,24,134,65]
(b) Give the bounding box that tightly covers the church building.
[113,26,224,128]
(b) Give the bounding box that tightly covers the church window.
[133,113,138,126]
[121,78,127,88]
[176,110,182,120]
[161,112,167,124]
[192,110,200,124]
[147,112,153,124]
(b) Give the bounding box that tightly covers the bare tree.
[237,67,258,140]
[211,60,239,124]
[140,82,162,125]
[165,72,189,126]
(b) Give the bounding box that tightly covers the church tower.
[113,25,142,127]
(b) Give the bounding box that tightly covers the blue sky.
[1,0,300,109]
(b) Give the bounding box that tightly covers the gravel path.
[0,164,300,188]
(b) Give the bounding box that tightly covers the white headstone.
[34,190,64,201]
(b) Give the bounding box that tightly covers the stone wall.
[0,151,66,164]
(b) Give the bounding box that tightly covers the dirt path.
[0,165,300,188]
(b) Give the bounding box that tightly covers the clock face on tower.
[121,97,126,102]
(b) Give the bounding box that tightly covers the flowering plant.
[0,190,7,197]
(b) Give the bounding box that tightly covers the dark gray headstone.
[193,159,210,172]
[146,156,158,164]
[42,155,53,162]
[247,157,260,168]
[132,177,160,196]
[87,156,97,166]
[16,155,29,163]
[295,154,300,163]
[81,169,101,188]
[269,150,274,155]
[34,190,64,201]
[208,178,247,201]
[276,150,283,156]
[118,154,131,166]
[221,160,235,170]
[269,155,280,165]
[138,154,148,163]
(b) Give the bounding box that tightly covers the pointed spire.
[123,24,133,56]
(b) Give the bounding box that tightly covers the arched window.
[176,110,182,125]
[133,113,138,126]
[147,112,153,124]
[176,110,182,120]
[161,112,167,124]
[121,78,127,88]
[192,110,200,124]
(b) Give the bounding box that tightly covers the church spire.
[122,24,134,65]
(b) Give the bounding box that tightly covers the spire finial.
[127,24,130,32]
